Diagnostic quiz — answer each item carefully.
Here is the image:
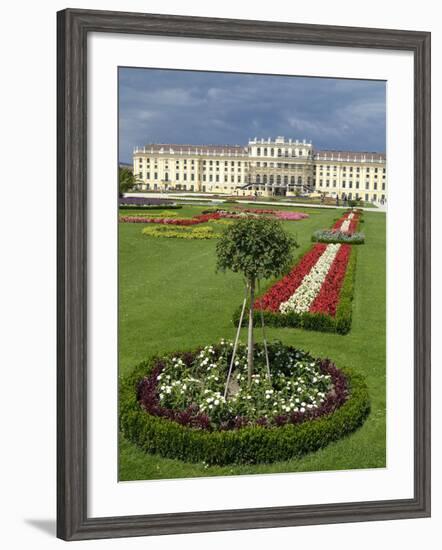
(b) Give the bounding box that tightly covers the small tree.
[119,167,137,196]
[216,217,297,385]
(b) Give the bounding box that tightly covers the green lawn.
[118,205,386,480]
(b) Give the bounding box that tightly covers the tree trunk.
[247,278,255,386]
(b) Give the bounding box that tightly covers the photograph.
[118,67,387,482]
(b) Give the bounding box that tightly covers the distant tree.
[119,167,137,196]
[216,217,297,384]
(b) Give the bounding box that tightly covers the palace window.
[257,148,261,156]
[154,172,158,180]
[277,148,282,157]
[175,173,179,180]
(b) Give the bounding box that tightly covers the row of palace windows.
[315,165,386,173]
[318,179,386,190]
[318,172,385,179]
[140,172,244,182]
[137,158,245,166]
[254,174,311,185]
[254,162,307,169]
[255,147,310,157]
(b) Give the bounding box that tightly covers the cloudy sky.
[119,67,386,163]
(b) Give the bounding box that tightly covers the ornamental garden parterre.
[119,201,371,466]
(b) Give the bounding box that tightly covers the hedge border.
[311,231,365,245]
[232,246,358,335]
[119,350,370,465]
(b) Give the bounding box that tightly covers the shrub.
[119,345,370,465]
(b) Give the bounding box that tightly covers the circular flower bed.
[120,341,370,465]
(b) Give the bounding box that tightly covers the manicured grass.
[118,205,386,480]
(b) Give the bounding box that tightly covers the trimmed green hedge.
[311,230,365,245]
[232,247,358,335]
[119,355,370,465]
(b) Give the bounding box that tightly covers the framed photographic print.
[57,8,431,541]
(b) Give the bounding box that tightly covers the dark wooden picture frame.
[57,8,431,541]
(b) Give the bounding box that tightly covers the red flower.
[255,244,327,312]
[119,212,221,225]
[309,244,351,316]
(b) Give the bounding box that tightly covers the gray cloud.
[119,68,386,162]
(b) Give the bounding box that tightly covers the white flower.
[279,244,341,314]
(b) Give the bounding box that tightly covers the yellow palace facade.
[133,137,387,203]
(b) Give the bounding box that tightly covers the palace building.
[133,137,387,203]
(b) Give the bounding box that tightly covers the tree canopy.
[216,216,296,282]
[119,167,137,195]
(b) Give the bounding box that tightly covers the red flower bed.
[255,244,327,312]
[310,244,351,316]
[232,207,275,215]
[347,215,359,234]
[331,211,360,234]
[119,213,221,225]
